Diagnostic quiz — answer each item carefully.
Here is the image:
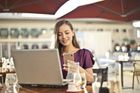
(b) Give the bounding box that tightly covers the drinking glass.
[5,74,19,93]
[92,74,100,93]
[80,73,87,89]
[66,62,81,83]
[66,63,74,82]
[66,62,82,92]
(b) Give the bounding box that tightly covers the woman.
[54,19,94,83]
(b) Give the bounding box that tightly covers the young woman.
[54,19,94,83]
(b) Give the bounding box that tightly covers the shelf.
[0,38,51,43]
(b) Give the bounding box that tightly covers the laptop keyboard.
[20,83,68,88]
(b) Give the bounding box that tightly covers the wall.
[0,19,138,57]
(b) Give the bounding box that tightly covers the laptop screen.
[11,49,65,86]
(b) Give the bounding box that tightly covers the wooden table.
[0,67,15,83]
[0,85,93,93]
[0,68,93,93]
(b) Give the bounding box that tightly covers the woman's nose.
[62,34,66,38]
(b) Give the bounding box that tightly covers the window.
[137,29,140,38]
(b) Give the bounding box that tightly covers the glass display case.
[10,28,20,38]
[0,27,54,58]
[0,28,9,38]
[20,28,29,38]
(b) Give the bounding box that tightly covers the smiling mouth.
[62,39,69,43]
[63,40,67,43]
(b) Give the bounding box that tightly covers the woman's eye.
[58,34,61,37]
[65,32,69,34]
[58,33,62,36]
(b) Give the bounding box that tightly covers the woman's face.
[58,24,74,46]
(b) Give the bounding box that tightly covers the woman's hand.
[63,60,78,72]
[63,60,94,83]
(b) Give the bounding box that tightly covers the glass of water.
[5,73,19,93]
[80,73,87,89]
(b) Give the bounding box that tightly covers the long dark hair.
[54,19,80,55]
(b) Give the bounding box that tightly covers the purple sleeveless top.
[60,48,94,79]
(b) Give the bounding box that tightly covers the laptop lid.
[11,49,65,86]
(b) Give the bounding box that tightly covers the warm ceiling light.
[132,21,140,27]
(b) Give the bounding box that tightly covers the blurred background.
[0,0,140,58]
[0,0,140,92]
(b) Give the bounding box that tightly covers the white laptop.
[11,49,67,87]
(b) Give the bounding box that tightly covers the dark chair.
[93,67,109,93]
[93,67,108,82]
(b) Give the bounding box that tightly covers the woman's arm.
[79,66,94,83]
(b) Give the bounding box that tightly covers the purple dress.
[60,48,94,79]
